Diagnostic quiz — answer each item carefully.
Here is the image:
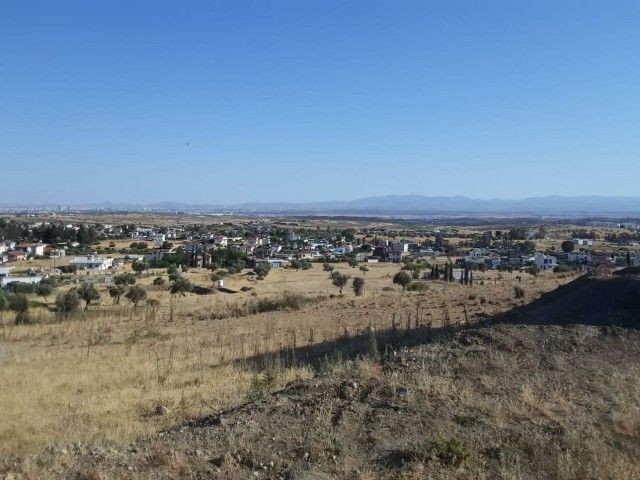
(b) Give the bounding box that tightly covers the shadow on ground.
[239,273,640,372]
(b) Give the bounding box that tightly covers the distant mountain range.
[4,195,640,215]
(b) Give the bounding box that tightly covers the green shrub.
[418,437,469,467]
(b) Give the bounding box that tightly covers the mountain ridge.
[3,195,640,214]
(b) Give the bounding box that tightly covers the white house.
[573,238,593,247]
[0,266,14,277]
[534,253,558,271]
[153,233,166,246]
[71,255,114,270]
[0,275,44,287]
[46,247,66,258]
[14,243,46,256]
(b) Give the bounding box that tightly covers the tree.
[561,240,575,253]
[393,271,412,291]
[35,283,53,300]
[254,262,272,279]
[125,285,147,306]
[0,290,8,310]
[359,265,369,275]
[331,272,349,294]
[170,276,192,296]
[352,277,365,296]
[167,264,178,276]
[520,241,536,255]
[323,263,334,274]
[347,257,359,268]
[153,276,165,288]
[114,273,136,286]
[77,282,100,310]
[131,261,148,275]
[8,293,30,324]
[290,259,302,271]
[55,290,81,317]
[108,285,125,304]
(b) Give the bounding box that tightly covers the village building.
[534,252,558,271]
[70,255,114,270]
[0,275,44,287]
[573,238,593,246]
[8,251,27,261]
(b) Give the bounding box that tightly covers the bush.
[254,263,272,279]
[526,266,539,276]
[553,264,574,273]
[35,283,54,299]
[352,277,365,296]
[418,437,469,467]
[514,286,525,298]
[4,282,36,294]
[247,292,313,314]
[407,281,429,292]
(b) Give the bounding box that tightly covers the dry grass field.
[0,261,577,460]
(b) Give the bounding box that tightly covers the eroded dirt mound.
[503,273,640,328]
[7,324,640,480]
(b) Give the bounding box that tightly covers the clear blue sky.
[2,1,639,204]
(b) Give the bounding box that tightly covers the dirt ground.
[6,322,639,480]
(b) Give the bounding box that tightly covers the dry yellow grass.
[0,263,577,459]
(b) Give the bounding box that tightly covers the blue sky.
[1,1,639,204]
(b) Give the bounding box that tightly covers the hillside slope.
[7,323,640,480]
[502,274,640,329]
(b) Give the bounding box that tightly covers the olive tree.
[393,271,412,291]
[125,285,147,307]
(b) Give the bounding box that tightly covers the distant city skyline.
[2,1,640,203]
